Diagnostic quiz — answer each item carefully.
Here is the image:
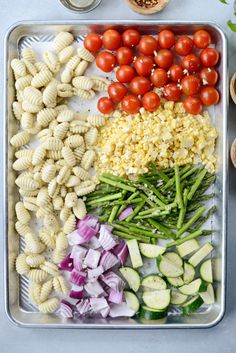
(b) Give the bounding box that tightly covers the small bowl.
[231,137,236,168]
[126,0,170,15]
[230,72,236,105]
[59,0,102,13]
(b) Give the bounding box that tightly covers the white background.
[1,0,236,352]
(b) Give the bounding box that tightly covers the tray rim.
[3,19,228,329]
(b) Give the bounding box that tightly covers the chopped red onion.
[60,301,73,318]
[108,289,123,304]
[84,280,105,297]
[90,298,109,314]
[109,303,135,317]
[118,207,133,221]
[100,306,110,318]
[58,255,74,272]
[69,284,83,299]
[76,299,91,315]
[68,230,85,246]
[70,269,87,286]
[112,241,128,265]
[78,222,99,242]
[100,271,124,291]
[84,249,100,269]
[99,251,119,271]
[98,225,117,251]
[87,266,104,281]
[86,236,101,250]
[70,245,88,259]
[77,214,99,229]
[73,253,83,271]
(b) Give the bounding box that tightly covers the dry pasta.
[37,107,57,127]
[73,166,90,181]
[15,221,31,236]
[61,67,73,84]
[16,253,30,275]
[62,146,76,167]
[65,134,84,148]
[43,137,64,151]
[32,146,46,165]
[72,76,94,90]
[15,201,31,224]
[66,175,80,188]
[29,283,41,305]
[28,269,48,283]
[12,101,24,120]
[74,60,89,76]
[59,207,72,222]
[81,149,96,170]
[53,276,68,295]
[75,180,96,196]
[73,198,87,220]
[22,100,43,114]
[26,254,45,268]
[85,127,98,146]
[64,192,77,208]
[57,166,71,185]
[43,81,58,108]
[23,59,38,76]
[38,297,59,313]
[24,86,43,106]
[15,75,32,90]
[31,69,53,88]
[10,131,31,147]
[42,164,57,183]
[38,228,56,249]
[43,213,59,231]
[54,122,69,140]
[43,51,60,73]
[53,196,64,210]
[63,213,76,235]
[40,261,59,276]
[21,112,35,130]
[57,109,74,122]
[66,55,81,70]
[57,83,73,98]
[55,232,68,251]
[73,88,95,100]
[87,114,105,127]
[77,47,95,62]
[11,58,26,77]
[15,149,34,159]
[58,45,75,64]
[21,48,36,63]
[53,31,74,52]
[39,279,53,302]
[48,178,60,198]
[13,156,32,171]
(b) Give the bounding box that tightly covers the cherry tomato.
[158,29,175,49]
[181,54,201,73]
[116,47,134,65]
[169,65,184,82]
[84,33,102,53]
[102,29,121,50]
[163,83,182,101]
[200,48,219,67]
[154,49,173,69]
[150,68,168,87]
[129,76,151,96]
[193,30,211,49]
[116,65,136,83]
[138,35,158,55]
[121,95,141,114]
[96,51,116,72]
[134,56,154,76]
[200,86,220,106]
[175,36,194,56]
[199,67,218,86]
[108,82,127,102]
[122,29,140,47]
[184,97,203,115]
[142,92,160,112]
[181,75,201,96]
[97,97,114,114]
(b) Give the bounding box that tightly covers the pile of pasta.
[10,31,107,314]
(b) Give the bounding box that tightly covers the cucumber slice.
[179,278,202,295]
[212,258,221,281]
[176,239,200,257]
[167,276,184,287]
[170,291,188,305]
[183,262,195,284]
[142,275,167,290]
[142,289,171,310]
[182,295,204,315]
[199,284,215,304]
[124,290,140,313]
[162,252,183,267]
[127,239,143,268]
[200,259,213,283]
[120,267,140,292]
[188,242,213,267]
[159,259,184,278]
[139,305,167,320]
[139,243,166,259]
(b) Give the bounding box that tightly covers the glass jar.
[59,0,102,13]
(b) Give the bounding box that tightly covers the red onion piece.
[99,251,119,271]
[108,289,123,304]
[60,301,73,318]
[69,284,83,299]
[76,299,91,315]
[101,306,110,318]
[100,271,124,292]
[90,298,109,314]
[109,303,135,317]
[98,225,117,251]
[86,236,101,250]
[84,280,105,297]
[58,255,74,272]
[87,266,104,281]
[84,249,101,269]
[70,269,87,286]
[112,241,128,265]
[118,207,133,221]
[68,230,86,246]
[77,214,99,229]
[70,245,88,259]
[78,222,99,242]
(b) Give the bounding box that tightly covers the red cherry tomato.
[102,29,121,50]
[181,75,201,96]
[97,97,114,114]
[116,47,134,65]
[96,51,116,72]
[200,48,219,67]
[122,29,140,47]
[134,56,154,76]
[199,67,218,86]
[108,82,127,102]
[84,33,102,53]
[169,65,184,82]
[142,92,160,112]
[116,65,136,83]
[129,76,151,96]
[150,68,168,87]
[175,36,194,56]
[181,54,201,73]
[154,49,174,69]
[200,86,220,106]
[184,97,203,115]
[193,30,211,49]
[163,83,182,101]
[138,35,158,55]
[121,95,141,114]
[158,29,175,49]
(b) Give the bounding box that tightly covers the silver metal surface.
[59,0,102,13]
[4,20,228,328]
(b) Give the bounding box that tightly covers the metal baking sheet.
[4,20,228,328]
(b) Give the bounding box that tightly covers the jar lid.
[59,0,102,13]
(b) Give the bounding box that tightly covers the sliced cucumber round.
[167,276,184,287]
[179,278,202,295]
[124,290,140,313]
[120,267,140,292]
[176,239,200,257]
[170,291,188,305]
[188,242,213,267]
[212,258,221,281]
[199,284,215,305]
[142,289,170,310]
[182,295,204,315]
[139,305,167,320]
[159,259,184,278]
[139,243,166,259]
[183,262,195,284]
[200,259,213,283]
[142,274,167,291]
[162,252,183,267]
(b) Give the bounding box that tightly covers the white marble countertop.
[1,0,236,352]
